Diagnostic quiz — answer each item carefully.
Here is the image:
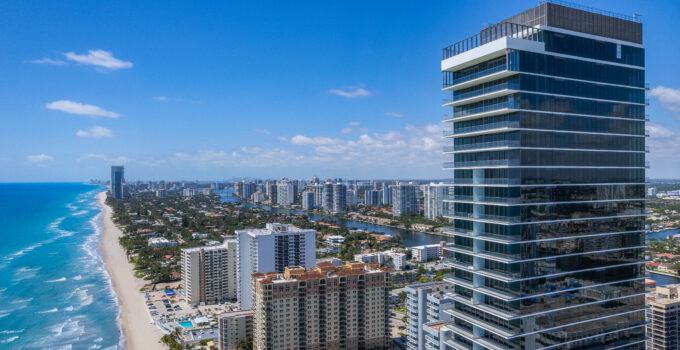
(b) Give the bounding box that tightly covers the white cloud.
[340,127,352,134]
[46,100,119,118]
[385,112,403,118]
[290,135,337,145]
[30,58,66,65]
[26,154,53,163]
[277,136,288,142]
[63,50,132,70]
[76,126,113,138]
[153,96,168,101]
[650,86,680,118]
[647,123,674,138]
[253,128,272,135]
[327,87,372,98]
[350,121,360,126]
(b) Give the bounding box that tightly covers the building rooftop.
[647,284,680,307]
[181,237,236,253]
[253,261,392,285]
[237,223,313,236]
[218,310,254,319]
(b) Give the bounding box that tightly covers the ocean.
[0,183,121,349]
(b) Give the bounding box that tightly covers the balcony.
[444,100,519,122]
[442,22,543,60]
[443,64,517,91]
[443,82,520,107]
[443,140,521,153]
[443,158,519,169]
[450,120,520,137]
[451,178,521,185]
[444,195,521,205]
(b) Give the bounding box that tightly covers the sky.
[1,0,679,182]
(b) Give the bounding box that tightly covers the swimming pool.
[179,321,193,329]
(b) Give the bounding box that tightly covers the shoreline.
[97,191,165,350]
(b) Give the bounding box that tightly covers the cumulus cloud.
[650,86,680,118]
[350,121,360,126]
[385,112,403,118]
[63,50,132,70]
[153,96,168,101]
[327,87,372,98]
[340,127,352,134]
[26,154,53,163]
[30,58,66,65]
[76,126,113,138]
[46,100,119,118]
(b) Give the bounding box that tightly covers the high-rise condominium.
[333,183,347,213]
[382,183,393,205]
[236,223,316,310]
[181,238,238,305]
[392,183,419,217]
[110,165,124,199]
[276,179,295,206]
[251,262,391,350]
[423,183,449,220]
[365,189,382,206]
[302,190,315,210]
[322,182,334,211]
[441,2,646,349]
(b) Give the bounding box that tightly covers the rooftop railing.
[443,22,543,60]
[539,0,642,23]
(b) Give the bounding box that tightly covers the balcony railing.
[444,140,521,153]
[451,178,521,185]
[452,120,520,135]
[442,22,543,60]
[451,100,519,119]
[445,195,522,204]
[442,63,509,89]
[444,158,519,168]
[445,82,520,104]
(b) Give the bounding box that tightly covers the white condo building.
[423,183,450,220]
[405,282,454,350]
[236,223,316,309]
[276,179,295,206]
[181,238,238,305]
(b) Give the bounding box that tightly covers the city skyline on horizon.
[2,0,680,182]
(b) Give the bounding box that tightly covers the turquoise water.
[179,321,193,329]
[0,183,121,349]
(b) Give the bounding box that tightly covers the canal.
[647,228,680,286]
[218,189,454,247]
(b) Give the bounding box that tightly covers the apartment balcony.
[444,194,522,204]
[443,211,522,223]
[445,307,517,339]
[443,140,521,153]
[443,82,520,107]
[450,178,521,185]
[443,158,519,169]
[448,120,520,138]
[443,63,519,91]
[443,100,519,122]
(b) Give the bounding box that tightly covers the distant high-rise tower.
[441,2,646,349]
[110,166,124,199]
[322,182,334,211]
[392,183,419,217]
[332,183,347,213]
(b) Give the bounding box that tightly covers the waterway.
[218,189,453,247]
[647,228,680,286]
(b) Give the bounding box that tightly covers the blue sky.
[1,0,679,181]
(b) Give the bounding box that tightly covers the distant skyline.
[1,0,679,181]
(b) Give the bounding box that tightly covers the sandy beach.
[97,191,166,350]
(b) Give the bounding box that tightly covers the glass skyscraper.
[440,2,647,349]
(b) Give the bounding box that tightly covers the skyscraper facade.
[110,165,124,199]
[441,2,647,349]
[302,190,315,210]
[365,190,382,206]
[236,223,316,310]
[276,179,295,206]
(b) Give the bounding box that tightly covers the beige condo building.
[181,237,238,305]
[647,284,680,349]
[252,261,391,350]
